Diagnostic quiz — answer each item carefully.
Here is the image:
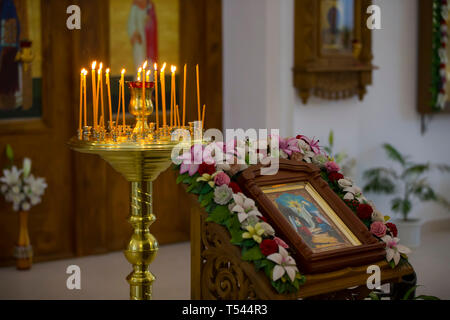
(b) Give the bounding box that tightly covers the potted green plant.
[362,144,450,247]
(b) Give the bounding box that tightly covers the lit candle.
[96,63,103,128]
[137,67,142,82]
[171,65,176,127]
[202,104,206,129]
[99,64,104,127]
[154,63,159,130]
[79,69,83,131]
[91,61,97,127]
[116,74,122,126]
[161,63,167,127]
[106,68,112,125]
[196,64,201,121]
[142,61,147,135]
[83,69,87,127]
[183,64,186,127]
[121,69,126,127]
[146,70,150,82]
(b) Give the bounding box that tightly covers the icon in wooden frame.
[238,159,385,274]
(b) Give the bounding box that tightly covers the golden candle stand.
[68,81,201,300]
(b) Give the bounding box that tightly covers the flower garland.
[431,0,450,111]
[175,135,411,293]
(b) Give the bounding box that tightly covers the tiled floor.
[0,219,449,300]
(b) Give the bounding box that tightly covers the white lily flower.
[0,166,22,186]
[267,246,298,282]
[24,174,47,197]
[23,158,32,178]
[382,235,411,266]
[231,193,262,223]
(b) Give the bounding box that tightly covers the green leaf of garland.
[241,245,264,261]
[205,205,230,225]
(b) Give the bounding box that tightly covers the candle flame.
[121,68,126,75]
[138,67,142,73]
[146,70,151,76]
[81,68,87,75]
[92,61,97,70]
[154,63,158,71]
[161,62,167,72]
[99,63,103,70]
[106,68,110,74]
[171,65,176,73]
[143,60,148,69]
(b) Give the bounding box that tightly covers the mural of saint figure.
[0,0,21,110]
[128,0,158,74]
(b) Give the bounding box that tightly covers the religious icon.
[262,182,359,253]
[128,0,158,74]
[320,0,354,54]
[0,0,41,119]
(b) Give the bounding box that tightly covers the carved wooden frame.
[237,160,385,274]
[293,0,375,103]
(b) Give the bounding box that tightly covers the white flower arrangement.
[0,146,47,212]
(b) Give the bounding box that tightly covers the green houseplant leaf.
[383,143,406,166]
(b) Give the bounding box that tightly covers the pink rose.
[214,171,231,186]
[370,221,387,238]
[274,237,289,249]
[325,161,340,173]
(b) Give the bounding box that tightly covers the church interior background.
[0,0,449,301]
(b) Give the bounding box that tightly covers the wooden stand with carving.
[190,194,415,300]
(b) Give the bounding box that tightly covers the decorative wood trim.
[237,160,386,274]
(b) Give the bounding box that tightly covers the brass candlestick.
[68,80,194,300]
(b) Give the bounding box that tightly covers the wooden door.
[0,0,75,265]
[0,0,222,265]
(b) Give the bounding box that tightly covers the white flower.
[22,158,32,178]
[21,202,31,211]
[382,235,411,266]
[24,174,47,197]
[213,185,233,205]
[231,192,262,223]
[297,139,311,152]
[0,166,22,186]
[337,178,353,189]
[343,186,362,201]
[371,210,385,222]
[312,154,327,168]
[259,221,275,237]
[267,246,298,282]
[29,195,41,206]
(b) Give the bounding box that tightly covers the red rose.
[198,163,216,175]
[386,222,398,237]
[228,181,242,193]
[328,172,344,182]
[259,239,278,256]
[296,135,304,140]
[357,203,373,220]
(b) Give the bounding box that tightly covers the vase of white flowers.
[1,145,47,270]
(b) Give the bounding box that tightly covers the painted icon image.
[262,182,359,253]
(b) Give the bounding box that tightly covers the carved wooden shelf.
[189,193,415,300]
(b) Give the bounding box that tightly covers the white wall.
[223,0,450,220]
